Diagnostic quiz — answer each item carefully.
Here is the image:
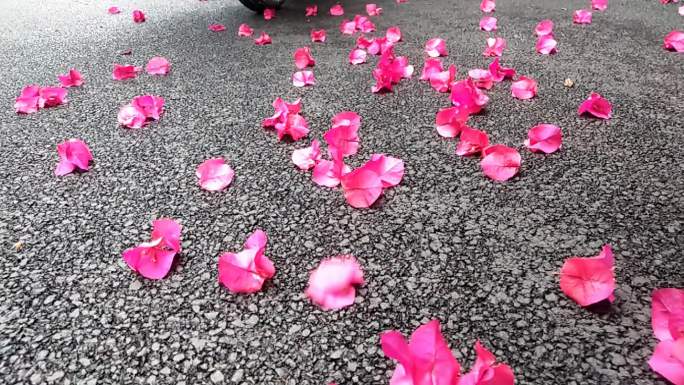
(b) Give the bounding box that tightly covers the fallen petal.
[145,57,170,75]
[305,255,364,310]
[58,69,84,87]
[577,92,612,119]
[525,124,562,154]
[208,23,226,32]
[55,139,93,176]
[480,16,497,32]
[238,23,254,37]
[456,127,489,156]
[112,64,141,80]
[292,139,322,170]
[511,76,538,99]
[480,144,521,181]
[573,9,592,24]
[425,38,448,57]
[559,245,616,307]
[292,70,316,87]
[349,49,368,65]
[311,29,326,42]
[196,158,235,191]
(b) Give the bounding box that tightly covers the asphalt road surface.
[0,0,682,384]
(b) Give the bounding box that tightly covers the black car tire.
[238,0,285,12]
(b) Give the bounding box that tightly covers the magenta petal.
[208,23,226,32]
[364,154,405,188]
[312,159,349,187]
[196,158,235,191]
[238,23,253,37]
[577,92,612,119]
[483,37,506,57]
[468,68,494,90]
[663,30,684,52]
[263,8,275,20]
[480,0,495,13]
[420,58,444,81]
[479,16,497,32]
[573,9,592,24]
[292,70,316,87]
[123,241,176,280]
[366,3,383,16]
[112,64,141,80]
[55,139,93,175]
[560,245,615,307]
[108,6,120,14]
[218,229,274,294]
[145,57,170,75]
[292,139,322,170]
[649,339,684,385]
[652,288,684,342]
[525,124,562,154]
[294,47,316,69]
[349,49,367,65]
[329,4,344,16]
[536,34,558,54]
[305,5,318,16]
[150,219,182,253]
[311,29,326,42]
[425,38,448,57]
[386,26,402,43]
[132,9,145,23]
[15,85,41,114]
[408,320,462,385]
[305,255,364,310]
[450,79,489,115]
[480,144,521,181]
[38,87,67,108]
[340,167,383,208]
[456,127,489,156]
[592,0,608,11]
[435,107,468,138]
[535,19,554,36]
[489,58,515,82]
[511,76,538,99]
[254,31,272,45]
[275,113,309,141]
[58,69,84,87]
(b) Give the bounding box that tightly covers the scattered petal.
[275,113,309,141]
[312,159,350,187]
[468,68,494,90]
[577,92,612,119]
[480,16,497,31]
[132,9,145,23]
[573,9,592,24]
[305,255,364,310]
[341,166,383,208]
[292,70,316,87]
[386,26,402,43]
[560,245,616,307]
[480,0,496,13]
[112,64,141,80]
[292,139,322,170]
[456,127,489,156]
[366,4,383,16]
[450,79,489,115]
[263,8,276,20]
[354,15,376,33]
[648,339,684,385]
[425,38,448,57]
[145,57,170,75]
[459,341,515,385]
[480,144,521,181]
[324,112,361,158]
[238,23,254,37]
[305,4,318,16]
[525,124,562,154]
[592,0,608,11]
[363,154,405,188]
[664,30,684,52]
[58,69,84,87]
[108,6,120,14]
[294,47,316,69]
[435,107,469,138]
[254,31,272,45]
[535,19,554,36]
[420,58,444,81]
[263,97,301,128]
[340,19,357,35]
[117,104,147,128]
[14,85,40,114]
[122,219,182,280]
[349,49,368,64]
[511,76,538,100]
[652,288,684,341]
[536,34,558,54]
[196,158,235,191]
[208,23,226,32]
[131,95,165,120]
[430,64,456,93]
[311,29,326,42]
[483,37,506,56]
[330,4,344,16]
[55,139,93,176]
[218,229,275,293]
[38,87,68,108]
[488,57,516,82]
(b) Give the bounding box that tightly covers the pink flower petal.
[305,255,364,310]
[429,64,456,93]
[536,34,558,54]
[208,23,226,32]
[340,167,383,208]
[366,4,383,16]
[275,113,309,141]
[456,127,489,156]
[450,79,489,115]
[254,31,272,45]
[330,4,344,16]
[131,95,165,120]
[425,38,448,57]
[38,87,68,108]
[196,158,234,191]
[324,112,361,158]
[363,154,405,188]
[577,92,612,119]
[652,288,684,342]
[218,229,275,293]
[420,58,444,81]
[292,139,322,170]
[459,341,515,385]
[354,15,376,33]
[511,76,538,99]
[340,19,356,35]
[108,6,120,14]
[349,49,368,65]
[386,26,402,43]
[592,0,608,11]
[58,69,84,87]
[357,35,373,49]
[312,159,350,188]
[559,245,616,307]
[263,8,276,20]
[468,68,494,90]
[483,36,506,57]
[262,97,301,128]
[480,0,496,13]
[480,16,497,32]
[664,30,684,52]
[132,10,145,23]
[14,85,40,114]
[294,47,316,69]
[292,70,316,87]
[145,56,170,75]
[117,104,147,128]
[311,29,326,42]
[573,9,592,24]
[435,107,469,138]
[488,57,516,82]
[525,124,562,154]
[238,23,254,37]
[122,219,182,280]
[480,144,521,181]
[55,139,93,176]
[305,4,318,16]
[649,339,684,385]
[679,6,684,16]
[535,19,554,36]
[112,64,141,80]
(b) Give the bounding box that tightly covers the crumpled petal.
[483,37,506,57]
[366,4,382,16]
[292,139,321,170]
[468,68,494,90]
[536,34,558,54]
[145,57,170,75]
[511,76,538,99]
[254,31,272,45]
[363,154,405,188]
[324,112,361,158]
[480,144,521,181]
[430,65,456,93]
[38,87,68,108]
[14,85,40,114]
[329,4,344,16]
[435,107,469,138]
[292,70,316,87]
[275,113,309,141]
[456,127,489,156]
[480,16,497,31]
[535,19,554,36]
[305,4,318,16]
[425,38,448,57]
[480,0,495,13]
[340,19,357,35]
[108,6,120,14]
[58,69,84,87]
[262,97,301,128]
[218,229,275,293]
[488,58,515,82]
[294,47,316,69]
[592,0,608,11]
[312,159,350,188]
[420,58,443,81]
[577,92,612,119]
[349,49,368,64]
[196,158,235,191]
[525,124,562,154]
[122,219,182,280]
[112,64,141,80]
[573,9,592,24]
[652,288,684,342]
[648,339,684,385]
[458,341,515,385]
[305,255,364,310]
[354,15,376,33]
[311,29,326,42]
[386,26,402,43]
[55,139,93,176]
[117,104,147,128]
[132,9,145,23]
[263,8,275,20]
[131,95,165,121]
[450,79,489,115]
[208,23,226,32]
[238,23,254,37]
[559,245,616,307]
[664,30,684,52]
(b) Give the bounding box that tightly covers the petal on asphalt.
[573,9,592,24]
[450,79,489,115]
[459,341,515,385]
[14,85,40,114]
[651,288,684,341]
[112,64,141,80]
[294,47,316,69]
[430,64,456,93]
[489,58,516,82]
[55,139,93,176]
[480,16,497,31]
[525,124,562,154]
[305,5,318,16]
[218,229,275,294]
[330,4,344,16]
[349,49,368,64]
[58,69,84,87]
[196,158,235,191]
[238,23,254,37]
[366,4,382,16]
[480,144,521,181]
[363,154,405,188]
[468,68,494,90]
[38,87,68,108]
[648,340,684,385]
[559,245,616,307]
[483,37,506,56]
[305,255,364,310]
[386,26,402,43]
[254,31,272,45]
[456,127,489,156]
[511,76,538,99]
[208,23,226,32]
[535,19,554,36]
[132,9,145,23]
[425,38,448,57]
[292,70,316,87]
[664,30,684,52]
[292,139,322,170]
[275,113,309,141]
[480,0,496,13]
[536,34,558,54]
[312,159,350,188]
[435,107,469,138]
[145,57,170,75]
[577,92,612,119]
[592,0,608,11]
[263,8,276,20]
[108,6,120,14]
[311,29,326,42]
[420,58,444,81]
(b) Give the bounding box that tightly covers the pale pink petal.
[425,38,448,57]
[363,154,405,188]
[536,34,558,54]
[592,0,608,11]
[263,8,276,20]
[275,113,309,141]
[560,245,615,307]
[535,19,554,36]
[468,68,494,90]
[483,37,506,57]
[480,16,497,31]
[664,30,684,52]
[238,23,254,37]
[58,69,84,87]
[525,124,562,154]
[218,229,275,294]
[456,127,489,156]
[122,219,182,280]
[349,49,368,64]
[330,4,344,16]
[511,76,538,99]
[354,15,376,33]
[573,9,592,24]
[55,139,93,176]
[254,31,272,45]
[305,4,318,16]
[312,159,349,187]
[488,58,516,82]
[112,64,141,80]
[450,79,489,115]
[340,19,356,35]
[145,57,170,75]
[577,92,612,119]
[652,288,684,341]
[14,85,40,114]
[420,58,444,81]
[117,104,147,128]
[429,65,456,93]
[108,6,120,14]
[366,4,383,16]
[292,139,322,170]
[435,107,469,138]
[294,47,316,69]
[480,144,521,181]
[132,10,145,23]
[305,255,364,310]
[679,6,684,16]
[386,26,402,43]
[38,87,68,108]
[649,339,684,385]
[208,23,226,32]
[292,70,316,87]
[196,158,235,191]
[311,29,326,42]
[480,0,495,13]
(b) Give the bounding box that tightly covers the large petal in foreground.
[559,245,615,307]
[458,341,515,385]
[648,339,684,385]
[651,288,684,342]
[664,30,684,52]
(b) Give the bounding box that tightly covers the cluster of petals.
[58,69,84,87]
[263,98,308,141]
[305,4,317,17]
[525,124,562,154]
[573,9,592,24]
[112,64,142,80]
[238,23,253,37]
[196,158,235,191]
[480,0,496,13]
[479,16,497,32]
[208,23,226,32]
[663,30,684,52]
[430,64,457,93]
[55,139,93,176]
[372,48,414,93]
[483,37,506,56]
[329,4,344,16]
[340,15,376,35]
[480,144,521,181]
[577,92,612,119]
[592,0,609,11]
[132,10,145,23]
[122,219,182,280]
[649,288,684,384]
[218,229,275,293]
[511,76,538,99]
[311,29,326,42]
[117,95,165,128]
[366,4,382,16]
[559,245,616,307]
[255,31,272,45]
[305,255,364,310]
[263,8,275,20]
[424,38,448,57]
[450,79,489,115]
[15,85,68,114]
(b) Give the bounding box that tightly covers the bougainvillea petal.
[14,85,40,114]
[480,0,496,13]
[525,124,562,154]
[435,107,469,138]
[489,58,516,82]
[425,38,448,57]
[559,245,616,307]
[456,127,489,156]
[292,139,322,170]
[112,64,141,80]
[363,154,404,188]
[58,69,84,87]
[592,0,608,11]
[330,4,344,16]
[366,4,382,16]
[468,68,494,90]
[311,29,326,42]
[573,9,592,24]
[292,70,316,87]
[122,219,182,280]
[238,23,254,37]
[483,37,506,56]
[349,49,368,64]
[108,6,120,14]
[511,76,538,99]
[208,23,226,32]
[305,255,364,310]
[535,19,554,36]
[480,16,497,31]
[648,339,684,385]
[536,34,558,54]
[55,139,93,176]
[196,158,234,191]
[132,10,145,23]
[480,144,521,181]
[254,32,272,45]
[275,113,309,141]
[145,57,170,75]
[652,288,684,342]
[386,26,402,43]
[218,229,275,293]
[420,58,443,81]
[263,8,276,20]
[450,79,489,115]
[578,92,612,119]
[664,30,684,52]
[294,47,316,69]
[38,87,68,108]
[459,341,515,385]
[430,65,456,93]
[312,159,349,187]
[340,167,383,208]
[305,4,318,16]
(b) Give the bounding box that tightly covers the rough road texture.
[0,0,682,384]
